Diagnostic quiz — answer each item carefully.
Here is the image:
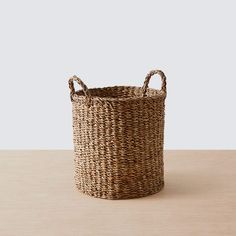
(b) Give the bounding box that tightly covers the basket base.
[75,181,164,200]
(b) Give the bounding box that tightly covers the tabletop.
[0,150,235,236]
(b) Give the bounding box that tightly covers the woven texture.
[68,70,167,199]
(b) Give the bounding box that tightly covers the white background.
[0,0,235,149]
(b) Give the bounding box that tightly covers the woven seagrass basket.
[68,70,167,199]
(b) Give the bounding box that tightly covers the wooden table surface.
[0,150,235,236]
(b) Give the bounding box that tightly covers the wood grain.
[0,150,235,236]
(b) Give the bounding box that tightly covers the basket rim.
[73,85,166,102]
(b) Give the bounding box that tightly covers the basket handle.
[142,70,167,97]
[68,75,91,103]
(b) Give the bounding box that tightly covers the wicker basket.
[68,70,167,199]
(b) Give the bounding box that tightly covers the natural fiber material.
[68,70,167,199]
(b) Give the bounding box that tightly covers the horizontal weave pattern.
[69,70,167,199]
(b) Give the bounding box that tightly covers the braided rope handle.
[68,75,91,103]
[142,70,167,97]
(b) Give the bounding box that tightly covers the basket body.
[69,70,167,199]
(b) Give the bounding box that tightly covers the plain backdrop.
[0,0,235,149]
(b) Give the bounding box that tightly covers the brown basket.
[68,70,167,199]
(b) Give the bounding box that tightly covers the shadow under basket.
[68,70,167,199]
